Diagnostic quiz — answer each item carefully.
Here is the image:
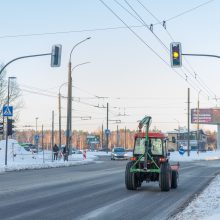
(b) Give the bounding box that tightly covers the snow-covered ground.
[1,140,220,219]
[0,139,108,173]
[173,175,220,220]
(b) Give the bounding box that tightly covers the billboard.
[191,108,220,124]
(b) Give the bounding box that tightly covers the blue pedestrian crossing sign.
[179,147,185,155]
[3,106,13,117]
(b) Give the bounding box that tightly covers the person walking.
[62,145,69,161]
[53,144,59,160]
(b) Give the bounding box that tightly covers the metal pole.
[187,88,190,156]
[42,124,44,163]
[58,93,62,150]
[52,110,54,162]
[106,102,109,153]
[5,78,10,166]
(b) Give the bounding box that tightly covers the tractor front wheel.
[125,161,138,190]
[159,162,171,191]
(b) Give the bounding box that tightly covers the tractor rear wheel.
[125,161,138,190]
[171,170,178,189]
[159,162,171,191]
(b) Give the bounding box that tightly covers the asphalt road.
[0,157,220,220]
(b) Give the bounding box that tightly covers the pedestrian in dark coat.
[53,144,59,160]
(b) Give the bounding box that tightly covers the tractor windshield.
[134,137,163,155]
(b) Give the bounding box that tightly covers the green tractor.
[125,116,179,191]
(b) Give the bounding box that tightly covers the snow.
[173,175,220,220]
[0,139,102,173]
[169,150,220,162]
[1,140,220,220]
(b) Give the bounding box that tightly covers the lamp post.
[5,76,16,166]
[197,90,202,154]
[58,62,90,151]
[66,37,91,156]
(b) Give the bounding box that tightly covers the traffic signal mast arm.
[182,53,220,59]
[0,53,51,76]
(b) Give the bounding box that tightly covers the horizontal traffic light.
[170,42,182,68]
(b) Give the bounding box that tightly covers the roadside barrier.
[83,151,86,160]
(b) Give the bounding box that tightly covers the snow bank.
[174,175,220,220]
[169,150,220,162]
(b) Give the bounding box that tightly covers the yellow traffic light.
[173,51,179,58]
[170,42,182,67]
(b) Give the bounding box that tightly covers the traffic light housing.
[7,118,15,136]
[51,44,62,67]
[0,122,3,135]
[170,42,182,68]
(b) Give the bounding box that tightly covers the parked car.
[111,147,128,160]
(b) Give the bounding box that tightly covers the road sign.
[179,147,185,155]
[105,129,110,135]
[3,106,13,117]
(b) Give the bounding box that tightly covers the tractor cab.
[134,132,168,157]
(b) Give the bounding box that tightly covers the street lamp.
[5,76,16,166]
[197,90,202,154]
[58,62,90,151]
[66,37,91,156]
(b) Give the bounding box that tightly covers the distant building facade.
[167,128,207,151]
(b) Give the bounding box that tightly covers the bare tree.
[0,64,23,120]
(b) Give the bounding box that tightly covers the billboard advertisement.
[191,108,220,124]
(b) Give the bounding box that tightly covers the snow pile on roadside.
[0,139,98,173]
[169,150,220,162]
[173,175,220,220]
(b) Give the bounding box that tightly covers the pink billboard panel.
[191,108,220,124]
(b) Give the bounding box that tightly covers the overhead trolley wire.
[137,0,217,101]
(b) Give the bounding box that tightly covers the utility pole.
[117,125,119,147]
[187,88,190,156]
[101,124,104,149]
[125,126,127,149]
[52,110,54,162]
[106,102,109,153]
[42,124,44,163]
[197,90,201,154]
[58,92,62,150]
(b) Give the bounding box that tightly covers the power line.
[137,0,217,101]
[164,0,215,23]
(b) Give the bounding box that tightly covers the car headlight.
[124,154,128,156]
[114,154,118,156]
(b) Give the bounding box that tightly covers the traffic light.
[7,118,15,136]
[0,122,3,135]
[170,42,182,68]
[51,44,62,67]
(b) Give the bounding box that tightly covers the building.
[167,128,207,151]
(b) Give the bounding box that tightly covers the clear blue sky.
[0,0,219,132]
